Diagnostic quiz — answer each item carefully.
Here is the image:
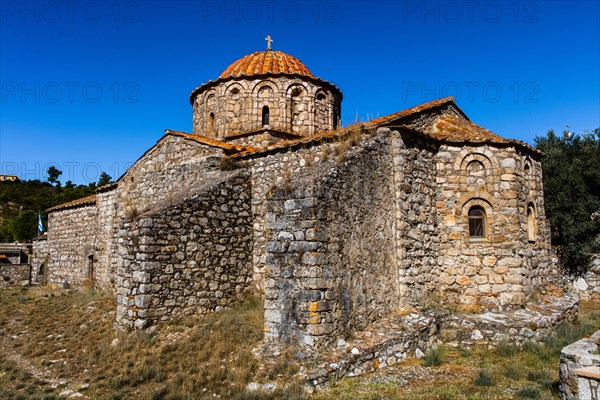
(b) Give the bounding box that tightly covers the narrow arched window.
[468,207,486,238]
[209,112,215,136]
[527,205,537,242]
[262,106,270,127]
[290,87,303,133]
[524,159,532,176]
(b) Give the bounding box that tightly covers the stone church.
[33,42,554,349]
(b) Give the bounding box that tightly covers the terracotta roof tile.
[432,114,541,154]
[361,96,462,128]
[219,51,314,79]
[190,50,342,105]
[47,194,96,213]
[432,114,508,142]
[96,182,118,193]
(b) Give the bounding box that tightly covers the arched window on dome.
[315,91,328,133]
[468,206,486,238]
[262,106,270,127]
[290,87,303,134]
[209,112,215,136]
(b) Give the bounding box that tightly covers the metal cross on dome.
[265,35,273,51]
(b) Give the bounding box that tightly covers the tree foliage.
[1,167,114,242]
[535,128,600,274]
[97,172,113,187]
[10,210,38,242]
[47,166,62,186]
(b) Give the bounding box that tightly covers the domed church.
[34,39,556,350]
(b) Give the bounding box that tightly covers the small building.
[0,243,32,288]
[0,174,19,182]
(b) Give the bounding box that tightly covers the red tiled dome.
[219,51,314,79]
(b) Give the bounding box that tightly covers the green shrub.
[473,370,494,386]
[495,341,517,357]
[534,128,600,274]
[149,385,168,400]
[423,347,444,367]
[526,370,551,383]
[503,365,522,380]
[515,385,541,398]
[521,341,550,360]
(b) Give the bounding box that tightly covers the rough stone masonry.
[33,46,569,353]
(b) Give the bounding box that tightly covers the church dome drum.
[190,41,343,139]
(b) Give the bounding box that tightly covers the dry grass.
[2,288,598,400]
[0,287,304,400]
[332,127,364,165]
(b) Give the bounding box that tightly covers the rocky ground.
[0,287,598,400]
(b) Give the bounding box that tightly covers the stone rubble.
[560,330,600,400]
[305,293,578,388]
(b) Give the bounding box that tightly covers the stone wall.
[440,293,578,347]
[572,256,600,301]
[307,313,438,387]
[391,129,440,305]
[560,330,600,400]
[434,144,552,310]
[192,76,341,138]
[247,139,336,294]
[115,170,253,330]
[37,135,243,293]
[0,264,30,287]
[263,131,401,348]
[46,204,97,287]
[33,190,117,291]
[117,135,226,219]
[31,238,48,284]
[226,130,296,148]
[34,99,560,356]
[95,187,119,290]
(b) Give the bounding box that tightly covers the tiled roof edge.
[96,182,118,193]
[225,128,303,141]
[47,194,97,213]
[392,124,543,156]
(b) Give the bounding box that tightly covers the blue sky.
[1,0,599,184]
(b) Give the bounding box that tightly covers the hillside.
[0,287,598,399]
[0,180,96,242]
